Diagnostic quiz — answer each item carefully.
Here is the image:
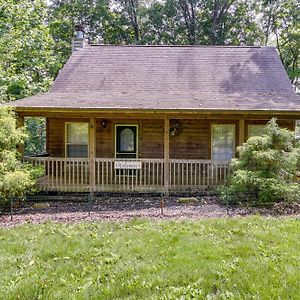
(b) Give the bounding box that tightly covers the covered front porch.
[25,156,230,193]
[20,113,240,194]
[19,111,296,194]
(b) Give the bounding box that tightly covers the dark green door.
[115,125,138,159]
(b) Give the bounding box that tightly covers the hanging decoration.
[169,119,182,136]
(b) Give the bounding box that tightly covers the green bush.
[0,107,43,205]
[220,118,300,205]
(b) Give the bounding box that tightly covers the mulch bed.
[1,196,300,228]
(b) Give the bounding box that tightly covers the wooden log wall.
[47,117,295,159]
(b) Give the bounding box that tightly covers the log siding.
[47,117,295,159]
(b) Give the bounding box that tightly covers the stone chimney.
[72,24,85,51]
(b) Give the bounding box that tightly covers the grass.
[0,217,299,299]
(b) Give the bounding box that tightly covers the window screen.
[212,124,235,161]
[66,123,88,157]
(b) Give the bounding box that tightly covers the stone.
[178,197,198,204]
[32,202,50,209]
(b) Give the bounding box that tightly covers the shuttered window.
[66,122,88,157]
[211,124,235,161]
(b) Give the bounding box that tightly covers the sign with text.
[114,161,142,169]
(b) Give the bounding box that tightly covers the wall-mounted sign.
[114,161,142,169]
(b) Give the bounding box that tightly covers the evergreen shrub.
[220,119,300,205]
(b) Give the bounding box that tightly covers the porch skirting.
[25,157,231,193]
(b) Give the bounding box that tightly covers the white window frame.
[211,124,236,161]
[65,122,89,158]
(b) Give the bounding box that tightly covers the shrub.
[220,118,300,205]
[0,107,42,205]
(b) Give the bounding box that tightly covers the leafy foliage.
[0,0,298,155]
[24,118,46,156]
[45,0,298,88]
[0,0,298,101]
[260,0,300,89]
[0,107,42,203]
[221,119,300,204]
[0,0,58,102]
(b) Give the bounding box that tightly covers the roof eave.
[12,106,300,116]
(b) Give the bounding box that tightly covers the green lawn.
[0,217,299,299]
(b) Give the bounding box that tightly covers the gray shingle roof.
[11,45,300,112]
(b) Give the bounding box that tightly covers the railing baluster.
[140,162,142,187]
[101,160,104,187]
[96,161,99,187]
[198,162,201,187]
[24,157,230,193]
[76,161,82,185]
[108,161,114,185]
[105,161,108,186]
[151,161,154,186]
[143,161,146,187]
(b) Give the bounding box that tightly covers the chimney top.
[73,24,84,51]
[75,24,84,32]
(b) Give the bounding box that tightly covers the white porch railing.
[169,159,231,189]
[95,158,164,192]
[24,157,231,193]
[25,157,90,192]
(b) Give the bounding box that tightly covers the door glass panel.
[120,128,135,152]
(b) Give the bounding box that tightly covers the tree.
[221,119,300,205]
[0,107,42,204]
[260,0,300,90]
[24,118,46,156]
[114,0,141,43]
[48,0,120,64]
[0,0,58,102]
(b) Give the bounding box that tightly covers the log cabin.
[10,30,300,195]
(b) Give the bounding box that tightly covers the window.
[66,122,88,157]
[211,124,235,161]
[295,120,300,139]
[248,125,266,138]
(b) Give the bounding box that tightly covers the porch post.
[238,119,245,146]
[89,117,96,196]
[16,115,25,159]
[164,117,170,196]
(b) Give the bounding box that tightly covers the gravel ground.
[1,196,300,228]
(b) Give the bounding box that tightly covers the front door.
[115,125,138,159]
